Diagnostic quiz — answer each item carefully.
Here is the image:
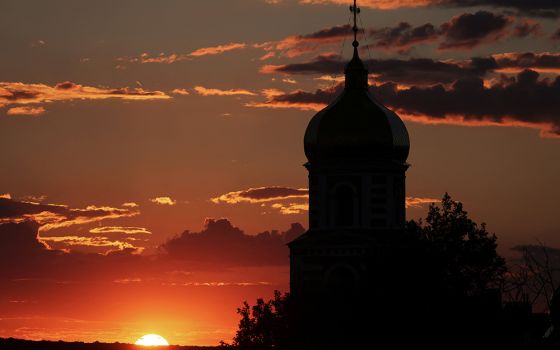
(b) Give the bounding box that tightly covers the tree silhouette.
[408,192,506,296]
[221,291,290,350]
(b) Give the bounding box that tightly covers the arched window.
[335,185,355,227]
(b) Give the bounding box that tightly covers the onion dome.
[304,43,410,164]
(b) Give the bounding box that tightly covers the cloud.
[6,106,46,116]
[369,22,439,51]
[282,78,298,84]
[553,28,560,40]
[270,203,309,215]
[171,88,190,95]
[193,86,257,96]
[261,51,560,84]
[0,81,170,111]
[493,52,560,74]
[513,19,542,38]
[89,226,151,235]
[211,186,309,204]
[189,42,247,57]
[160,218,305,266]
[248,70,560,138]
[299,0,432,10]
[0,221,147,280]
[261,54,497,86]
[406,197,440,208]
[378,69,560,137]
[299,0,560,17]
[363,12,529,52]
[0,194,11,199]
[212,187,438,216]
[41,235,136,251]
[0,197,139,233]
[150,197,177,206]
[122,202,139,208]
[258,24,352,58]
[121,42,247,65]
[438,11,513,50]
[444,0,560,18]
[247,85,337,111]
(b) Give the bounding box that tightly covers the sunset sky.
[1,0,560,346]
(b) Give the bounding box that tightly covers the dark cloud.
[552,28,560,40]
[0,221,143,280]
[375,70,560,135]
[304,0,559,18]
[263,55,497,85]
[439,11,513,49]
[255,70,560,137]
[512,19,542,38]
[366,12,532,51]
[369,22,439,51]
[160,218,305,267]
[442,0,560,18]
[301,24,352,40]
[0,197,138,226]
[493,52,560,72]
[0,216,306,282]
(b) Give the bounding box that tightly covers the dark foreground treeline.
[0,338,218,350]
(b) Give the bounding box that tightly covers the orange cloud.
[258,24,351,58]
[211,187,309,204]
[282,78,298,84]
[246,100,325,111]
[162,281,272,287]
[268,197,438,214]
[6,106,46,116]
[89,226,151,235]
[0,81,170,112]
[212,187,436,215]
[122,202,139,208]
[271,203,309,215]
[171,88,190,95]
[121,42,247,65]
[299,0,432,9]
[194,86,257,96]
[40,206,139,231]
[0,196,140,233]
[150,197,177,205]
[400,113,560,139]
[492,52,560,74]
[40,235,136,250]
[405,197,440,208]
[0,193,11,199]
[189,42,247,57]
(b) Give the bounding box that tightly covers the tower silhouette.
[288,2,412,348]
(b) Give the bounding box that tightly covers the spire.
[345,0,368,90]
[350,0,360,48]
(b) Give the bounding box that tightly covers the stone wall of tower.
[307,161,408,231]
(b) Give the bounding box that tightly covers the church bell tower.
[288,2,410,347]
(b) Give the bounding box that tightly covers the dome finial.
[350,0,360,48]
[344,0,367,90]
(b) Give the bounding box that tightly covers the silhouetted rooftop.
[304,46,410,164]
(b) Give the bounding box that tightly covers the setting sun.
[135,334,170,346]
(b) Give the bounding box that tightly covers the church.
[287,3,414,348]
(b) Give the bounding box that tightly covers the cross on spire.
[349,0,360,47]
